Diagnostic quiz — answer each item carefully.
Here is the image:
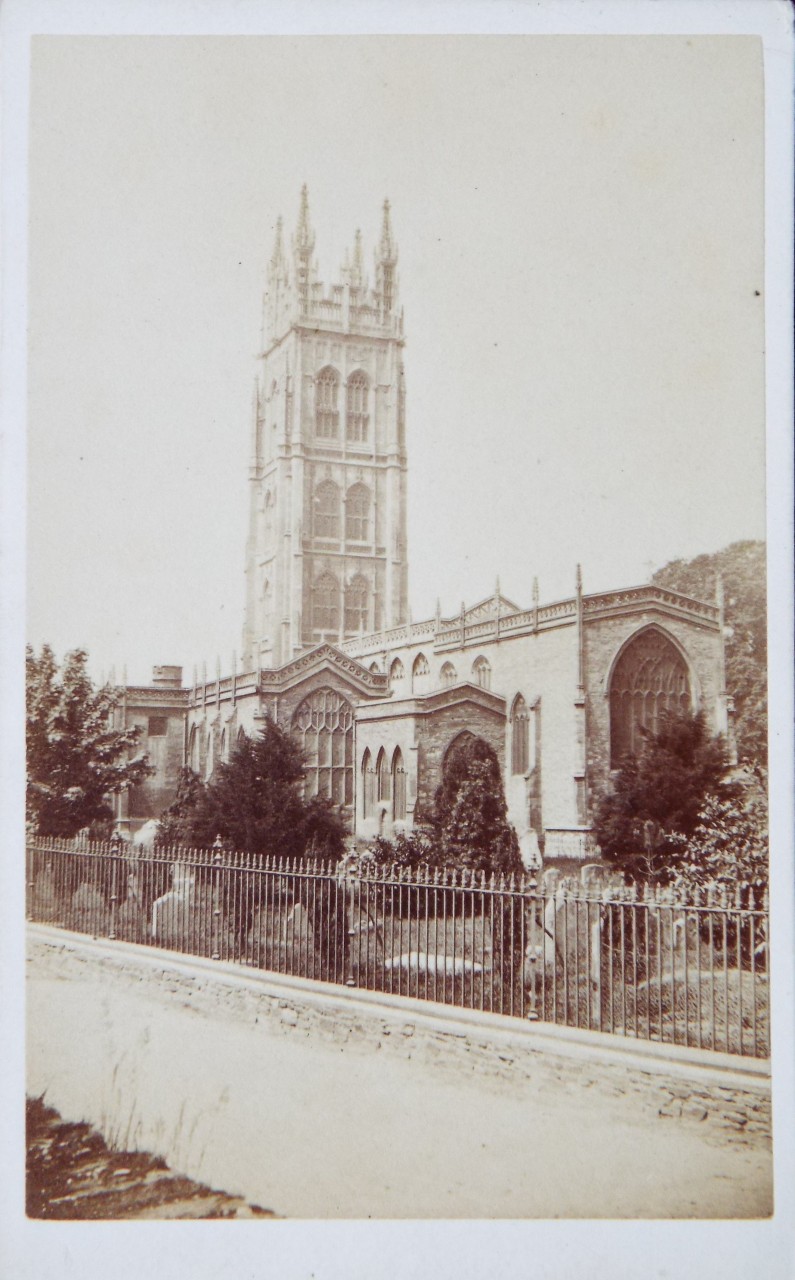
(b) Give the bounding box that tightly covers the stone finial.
[270,215,285,269]
[294,184,315,258]
[576,563,583,594]
[532,576,539,606]
[378,197,397,263]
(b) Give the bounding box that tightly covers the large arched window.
[361,748,375,819]
[346,371,369,441]
[472,656,491,690]
[314,480,340,539]
[315,367,339,438]
[511,694,529,775]
[412,653,430,694]
[292,688,354,806]
[392,748,406,821]
[609,628,691,766]
[440,661,457,688]
[345,574,369,633]
[313,572,339,633]
[345,484,370,542]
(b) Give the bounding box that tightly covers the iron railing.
[26,837,770,1058]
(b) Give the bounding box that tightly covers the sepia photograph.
[2,2,793,1277]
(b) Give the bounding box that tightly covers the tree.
[594,708,734,875]
[26,644,152,837]
[669,770,769,902]
[432,736,523,876]
[653,541,767,766]
[157,721,346,861]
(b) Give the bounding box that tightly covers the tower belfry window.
[314,481,340,539]
[345,484,370,542]
[315,368,339,438]
[345,575,369,633]
[313,572,340,633]
[346,372,369,441]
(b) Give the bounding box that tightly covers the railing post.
[525,871,539,1021]
[109,831,122,940]
[211,834,223,961]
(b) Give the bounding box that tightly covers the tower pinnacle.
[378,198,397,264]
[294,184,315,260]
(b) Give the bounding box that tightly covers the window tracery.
[292,688,354,806]
[609,629,691,766]
[345,484,370,542]
[346,371,369,441]
[315,367,339,438]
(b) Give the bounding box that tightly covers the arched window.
[361,749,375,819]
[220,728,227,764]
[205,728,215,780]
[389,658,404,687]
[313,572,339,634]
[609,628,691,767]
[376,748,391,804]
[292,688,354,806]
[315,367,339,438]
[392,748,407,822]
[440,661,457,688]
[511,694,529,775]
[412,653,430,694]
[345,484,370,542]
[345,574,369,633]
[188,726,199,772]
[472,656,491,690]
[346,371,369,441]
[236,727,247,749]
[314,480,340,539]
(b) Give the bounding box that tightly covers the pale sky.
[27,35,766,684]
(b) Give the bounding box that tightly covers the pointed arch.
[608,625,693,766]
[346,370,369,441]
[187,725,199,772]
[314,479,340,539]
[472,655,491,690]
[220,728,227,764]
[412,652,430,694]
[389,657,405,687]
[510,694,529,775]
[345,483,371,542]
[292,688,354,806]
[344,573,369,633]
[361,748,375,819]
[440,661,457,688]
[392,747,406,822]
[313,571,340,633]
[315,366,340,438]
[376,747,391,804]
[368,660,381,674]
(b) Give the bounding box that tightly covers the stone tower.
[242,187,409,669]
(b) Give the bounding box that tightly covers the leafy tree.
[669,770,769,902]
[594,708,735,875]
[156,721,346,861]
[653,540,767,765]
[26,644,152,837]
[431,736,523,876]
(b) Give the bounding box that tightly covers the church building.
[115,190,734,862]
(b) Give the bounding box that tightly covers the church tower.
[242,188,409,669]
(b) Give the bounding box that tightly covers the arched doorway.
[609,628,692,766]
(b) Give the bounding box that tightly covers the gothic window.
[412,653,430,694]
[345,575,369,633]
[237,727,247,749]
[292,688,354,806]
[361,749,375,819]
[389,658,404,687]
[205,728,215,780]
[345,484,370,542]
[392,748,406,822]
[346,371,369,442]
[376,748,391,803]
[315,367,339,438]
[511,694,529,775]
[472,656,491,690]
[440,661,457,688]
[314,480,340,539]
[220,729,227,763]
[609,629,691,767]
[313,572,340,634]
[188,726,199,772]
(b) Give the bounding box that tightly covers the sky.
[27,34,766,684]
